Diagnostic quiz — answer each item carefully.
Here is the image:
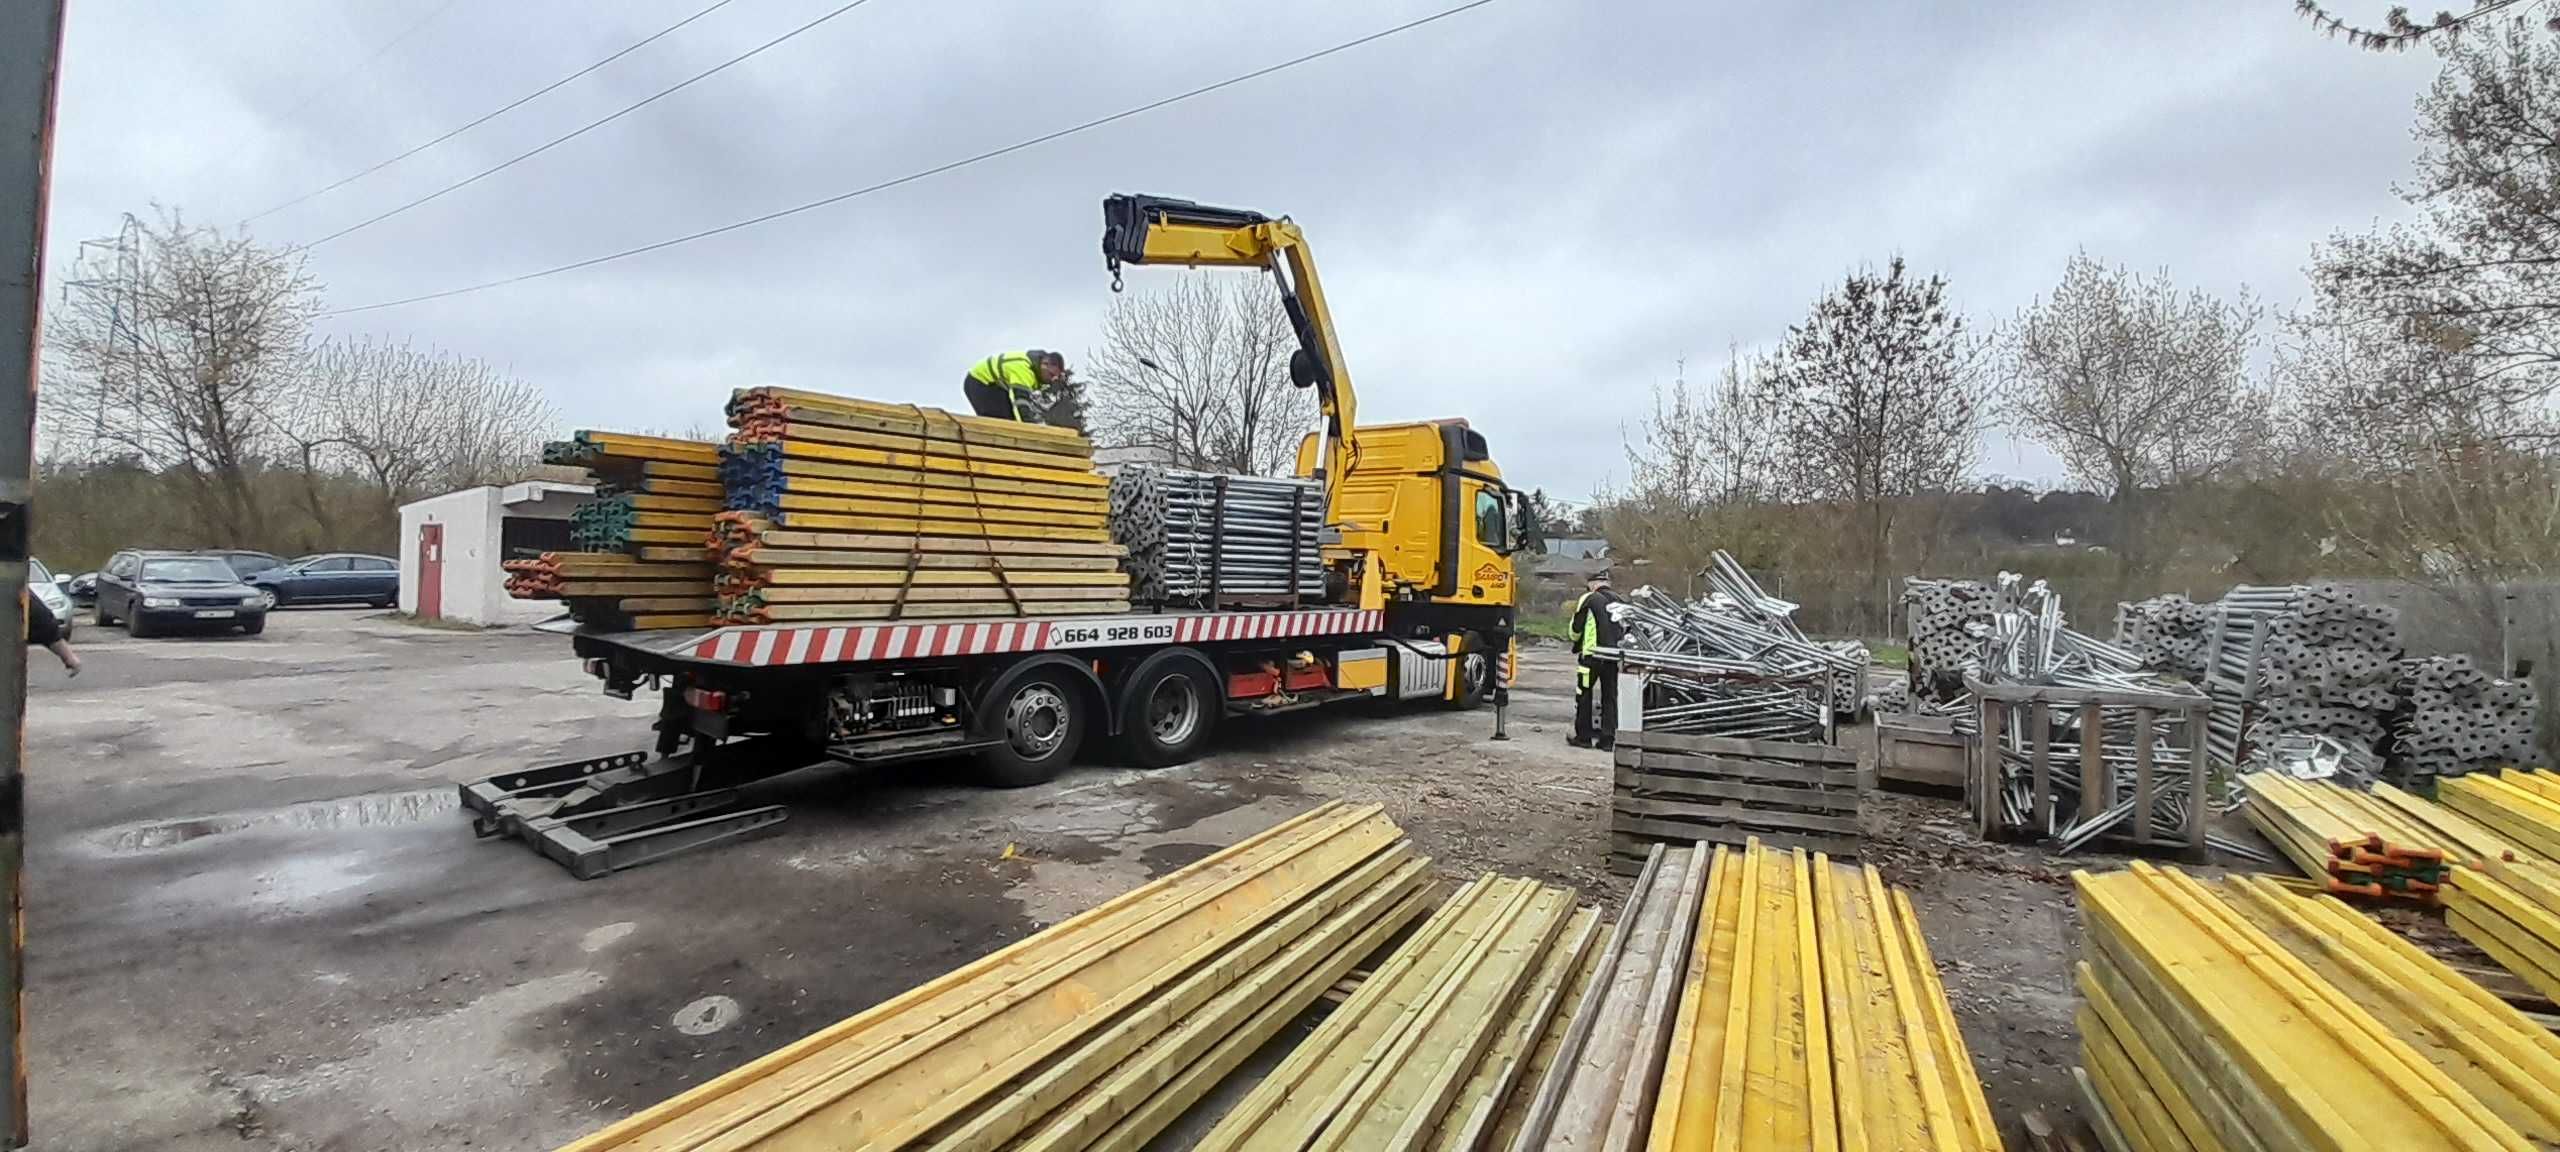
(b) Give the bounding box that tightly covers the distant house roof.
[1545,537,1609,560]
[1534,554,1612,581]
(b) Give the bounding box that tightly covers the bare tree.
[293,338,558,514]
[1597,355,1784,583]
[1085,274,1317,475]
[2312,19,2560,415]
[2002,252,2267,580]
[1754,258,1986,629]
[2295,0,2553,51]
[41,211,320,542]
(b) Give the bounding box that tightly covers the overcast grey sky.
[45,0,2445,501]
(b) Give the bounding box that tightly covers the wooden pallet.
[1607,729,1861,873]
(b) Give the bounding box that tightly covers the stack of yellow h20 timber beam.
[2441,771,2560,862]
[1196,870,1606,1152]
[1640,840,2001,1152]
[2074,861,2560,1152]
[2449,857,2560,1004]
[2238,774,2514,902]
[505,431,719,630]
[715,387,1128,623]
[551,802,1433,1152]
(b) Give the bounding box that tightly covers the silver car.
[29,558,72,640]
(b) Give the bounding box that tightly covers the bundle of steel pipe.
[1108,466,1324,607]
[2115,593,2212,678]
[1904,576,1995,692]
[2393,653,2544,781]
[2240,582,2404,770]
[1612,551,1866,726]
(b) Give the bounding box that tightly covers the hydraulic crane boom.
[1100,194,1359,503]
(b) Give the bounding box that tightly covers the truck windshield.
[143,558,238,583]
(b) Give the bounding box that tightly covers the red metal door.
[418,522,444,620]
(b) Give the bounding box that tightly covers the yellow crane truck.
[463,195,1533,877]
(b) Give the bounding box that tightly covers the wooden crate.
[1609,730,1861,874]
[1966,677,2211,854]
[1873,711,1967,791]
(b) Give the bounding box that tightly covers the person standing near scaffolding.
[961,350,1070,422]
[1568,570,1623,749]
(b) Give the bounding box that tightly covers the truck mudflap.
[459,738,803,880]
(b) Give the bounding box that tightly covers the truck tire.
[1446,645,1491,711]
[977,668,1090,788]
[1115,649,1218,768]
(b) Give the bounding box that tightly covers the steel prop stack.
[1107,465,1324,608]
[2244,582,2403,760]
[1903,576,1995,701]
[2394,654,2544,782]
[2115,593,2211,679]
[2075,863,2560,1152]
[1607,551,1863,743]
[501,431,720,630]
[711,387,1131,623]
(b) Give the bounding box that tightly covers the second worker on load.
[962,350,1071,422]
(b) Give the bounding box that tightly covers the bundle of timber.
[2245,581,2404,762]
[2440,771,2560,861]
[2236,773,2512,901]
[2447,857,2560,1003]
[1500,843,1704,1152]
[1637,840,2001,1152]
[1195,871,1606,1151]
[515,431,723,629]
[498,553,717,630]
[2075,862,2560,1152]
[712,387,1129,623]
[2394,654,2544,781]
[1108,466,1324,607]
[552,802,1436,1152]
[2115,593,2211,678]
[1609,729,1859,873]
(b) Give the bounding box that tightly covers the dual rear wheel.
[971,651,1219,788]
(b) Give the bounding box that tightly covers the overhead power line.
[302,0,882,250]
[245,0,744,226]
[321,0,1501,317]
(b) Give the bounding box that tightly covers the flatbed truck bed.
[470,602,1505,878]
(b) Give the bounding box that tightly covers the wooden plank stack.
[711,388,1131,623]
[2237,774,2511,902]
[1609,729,1860,874]
[2075,863,2560,1152]
[502,431,720,630]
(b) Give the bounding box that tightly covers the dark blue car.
[247,552,399,610]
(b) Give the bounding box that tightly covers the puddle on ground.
[87,788,460,854]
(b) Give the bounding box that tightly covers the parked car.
[29,559,73,640]
[63,570,96,606]
[205,550,285,580]
[93,550,267,637]
[246,552,398,610]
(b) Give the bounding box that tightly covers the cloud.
[46,0,2445,499]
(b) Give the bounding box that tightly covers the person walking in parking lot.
[27,594,78,677]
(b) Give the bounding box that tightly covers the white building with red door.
[397,481,595,625]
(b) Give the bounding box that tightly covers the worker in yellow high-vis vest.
[962,350,1070,422]
[1567,570,1625,749]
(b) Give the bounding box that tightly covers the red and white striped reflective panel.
[687,608,1385,666]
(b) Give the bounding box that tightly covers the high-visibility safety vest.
[1570,591,1599,655]
[968,352,1043,395]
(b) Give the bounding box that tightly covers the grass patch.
[1870,643,1909,669]
[1518,616,1573,643]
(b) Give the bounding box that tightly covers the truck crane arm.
[1100,194,1357,488]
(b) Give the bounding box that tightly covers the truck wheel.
[977,671,1089,787]
[1446,649,1491,710]
[1116,651,1218,768]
